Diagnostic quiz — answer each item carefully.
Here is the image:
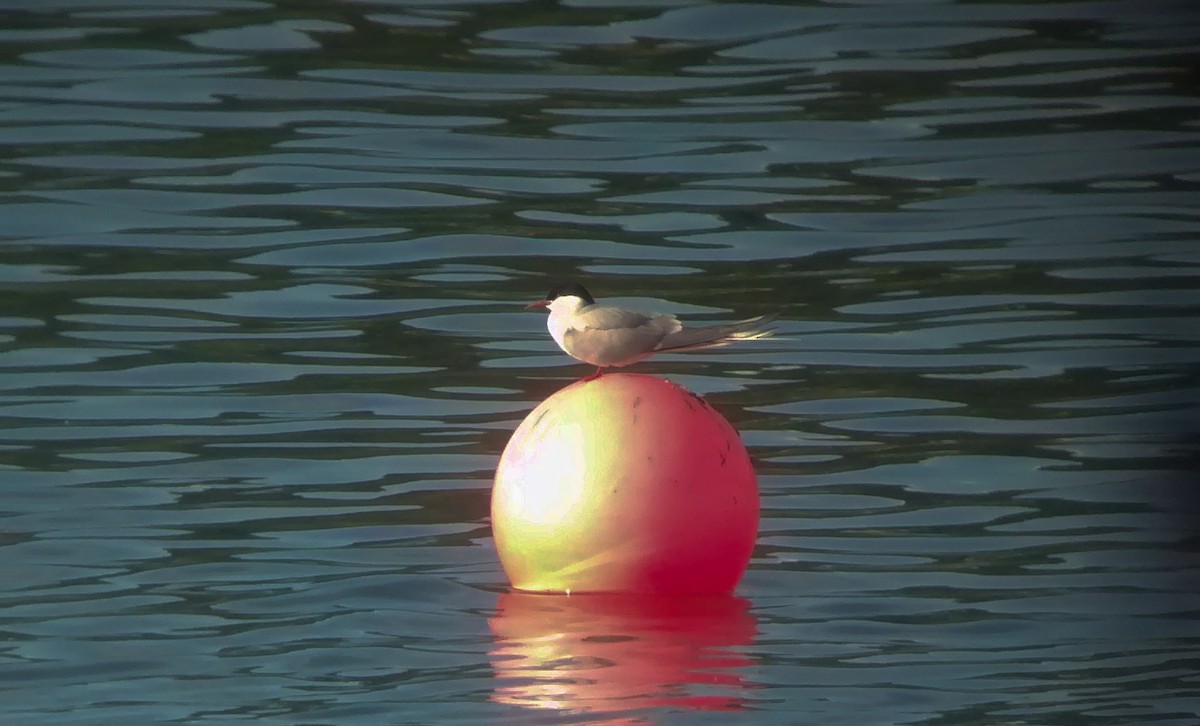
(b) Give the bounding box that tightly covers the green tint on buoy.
[492,373,759,595]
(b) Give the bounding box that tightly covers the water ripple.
[2,0,1197,723]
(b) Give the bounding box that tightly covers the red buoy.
[492,373,759,594]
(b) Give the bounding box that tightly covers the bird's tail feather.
[655,313,779,352]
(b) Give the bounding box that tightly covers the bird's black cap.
[545,283,594,305]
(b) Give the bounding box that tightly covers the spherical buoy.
[492,373,759,595]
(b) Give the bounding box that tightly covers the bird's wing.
[573,304,677,332]
[562,305,682,367]
[655,313,778,352]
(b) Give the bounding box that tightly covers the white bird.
[525,283,778,380]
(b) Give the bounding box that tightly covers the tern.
[526,283,777,380]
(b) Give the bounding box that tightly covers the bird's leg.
[581,367,604,382]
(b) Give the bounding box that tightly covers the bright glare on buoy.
[492,373,759,595]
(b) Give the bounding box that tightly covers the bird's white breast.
[546,309,572,352]
[544,295,589,355]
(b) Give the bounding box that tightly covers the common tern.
[526,283,777,380]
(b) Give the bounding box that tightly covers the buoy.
[492,373,759,594]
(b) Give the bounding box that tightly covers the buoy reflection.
[489,590,758,717]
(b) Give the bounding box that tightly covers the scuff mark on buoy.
[679,385,712,410]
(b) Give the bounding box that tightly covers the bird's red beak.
[524,300,550,310]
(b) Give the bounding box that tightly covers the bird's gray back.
[562,305,681,367]
[574,304,655,330]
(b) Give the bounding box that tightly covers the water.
[2,0,1199,723]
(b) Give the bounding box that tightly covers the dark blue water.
[2,1,1199,723]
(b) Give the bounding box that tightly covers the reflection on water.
[2,0,1199,723]
[490,592,756,718]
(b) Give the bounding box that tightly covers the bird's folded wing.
[563,326,664,366]
[575,305,667,331]
[562,307,682,367]
[656,313,778,352]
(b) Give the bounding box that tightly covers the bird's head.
[525,283,595,314]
